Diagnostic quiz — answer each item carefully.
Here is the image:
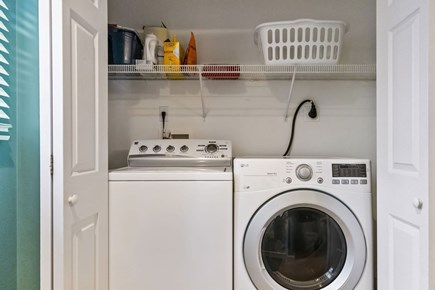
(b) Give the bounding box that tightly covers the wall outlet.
[304,105,319,122]
[159,106,168,122]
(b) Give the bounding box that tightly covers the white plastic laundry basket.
[254,19,348,65]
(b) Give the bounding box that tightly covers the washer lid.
[243,189,366,290]
[109,166,233,181]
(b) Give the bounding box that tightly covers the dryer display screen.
[332,164,367,177]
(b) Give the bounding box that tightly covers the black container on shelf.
[108,25,143,65]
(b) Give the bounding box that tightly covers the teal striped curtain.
[0,0,11,140]
[0,0,39,288]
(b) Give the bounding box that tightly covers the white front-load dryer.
[234,157,373,290]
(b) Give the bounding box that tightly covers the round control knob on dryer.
[180,145,189,153]
[205,143,219,153]
[153,145,161,153]
[166,145,175,153]
[296,164,313,181]
[139,145,148,152]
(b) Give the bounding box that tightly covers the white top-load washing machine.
[109,139,233,290]
[234,157,373,290]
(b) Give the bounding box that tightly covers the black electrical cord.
[283,99,317,156]
[161,111,166,138]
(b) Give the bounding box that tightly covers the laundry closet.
[105,2,378,287]
[106,0,377,170]
[39,0,435,288]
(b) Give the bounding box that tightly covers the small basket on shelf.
[254,19,349,65]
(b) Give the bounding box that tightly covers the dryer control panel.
[233,157,371,192]
[128,139,232,167]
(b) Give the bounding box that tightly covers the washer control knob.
[285,177,292,184]
[205,143,219,153]
[139,145,148,152]
[296,164,313,181]
[317,177,324,184]
[180,145,189,153]
[153,145,161,153]
[166,145,175,153]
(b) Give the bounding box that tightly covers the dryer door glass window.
[261,207,346,290]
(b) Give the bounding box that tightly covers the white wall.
[108,0,376,64]
[107,0,377,180]
[109,80,376,168]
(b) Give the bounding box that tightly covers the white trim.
[39,0,52,289]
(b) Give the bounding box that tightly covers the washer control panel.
[127,139,232,167]
[234,158,371,192]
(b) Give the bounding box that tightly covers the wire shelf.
[108,63,376,120]
[108,64,376,80]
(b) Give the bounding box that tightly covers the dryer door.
[244,189,366,290]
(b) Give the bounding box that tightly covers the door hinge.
[50,154,53,176]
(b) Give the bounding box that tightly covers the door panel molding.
[388,11,421,174]
[388,215,420,290]
[70,13,98,175]
[72,214,99,290]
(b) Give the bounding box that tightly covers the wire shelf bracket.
[284,66,297,121]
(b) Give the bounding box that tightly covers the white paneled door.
[377,0,429,289]
[51,0,108,289]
